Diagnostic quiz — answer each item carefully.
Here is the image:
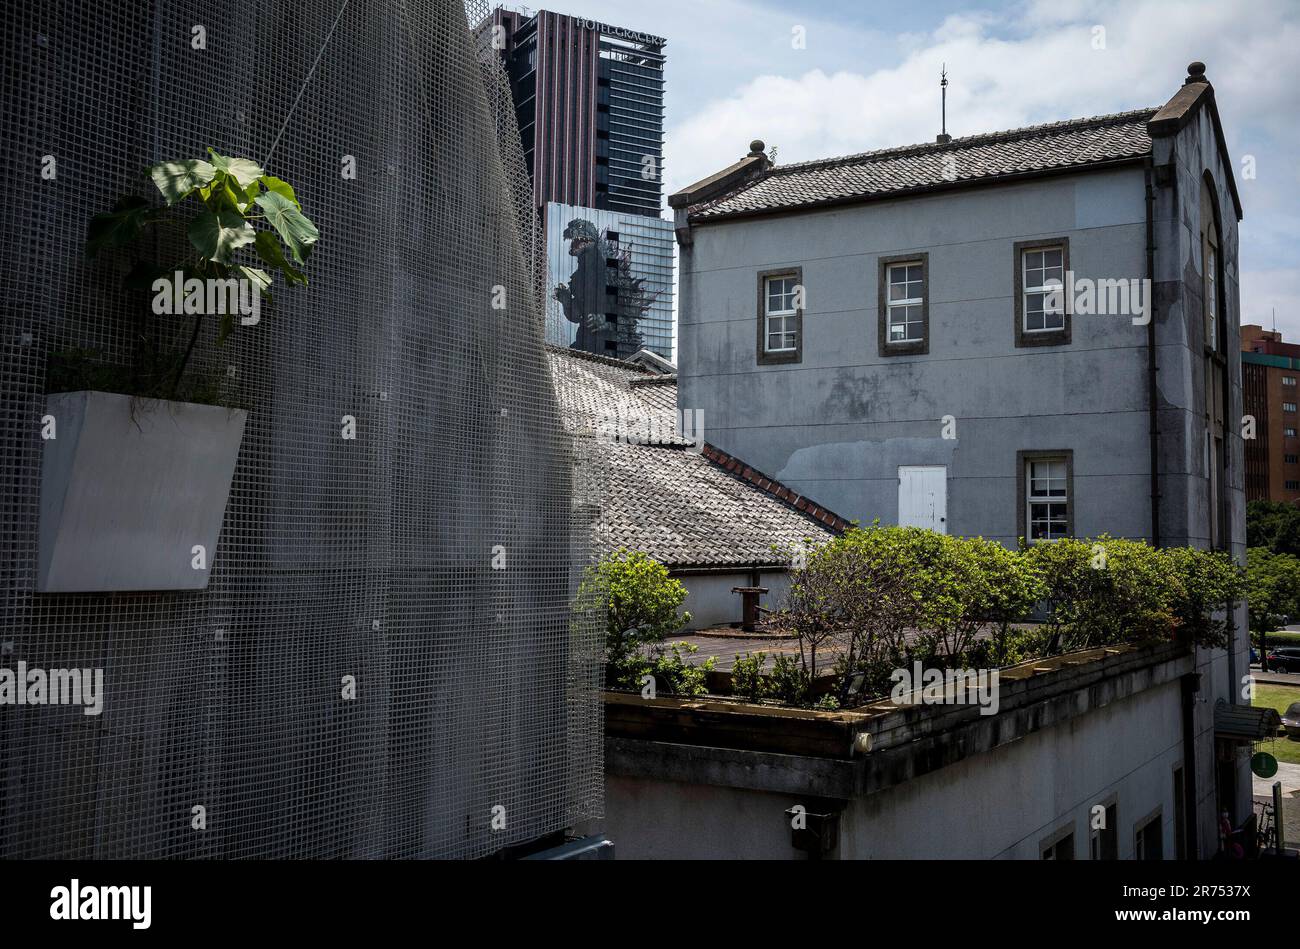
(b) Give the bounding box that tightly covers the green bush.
[1027,536,1176,650]
[578,549,693,690]
[648,643,714,697]
[772,527,1243,708]
[1162,545,1245,649]
[730,651,768,702]
[766,653,811,707]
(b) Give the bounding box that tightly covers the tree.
[1246,500,1300,557]
[578,549,692,690]
[1245,547,1300,639]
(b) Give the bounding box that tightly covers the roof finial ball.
[1185,61,1208,85]
[748,139,766,158]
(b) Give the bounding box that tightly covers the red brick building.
[1241,324,1300,502]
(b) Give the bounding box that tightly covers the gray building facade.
[669,63,1252,849]
[672,65,1243,558]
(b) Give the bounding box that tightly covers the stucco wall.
[606,678,1189,859]
[1150,97,1251,836]
[674,569,792,630]
[678,167,1154,543]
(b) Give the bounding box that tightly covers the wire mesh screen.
[0,0,603,859]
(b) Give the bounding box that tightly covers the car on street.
[1266,646,1300,674]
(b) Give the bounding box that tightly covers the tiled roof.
[691,108,1157,221]
[548,348,844,568]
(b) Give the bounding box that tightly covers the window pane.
[767,277,796,314]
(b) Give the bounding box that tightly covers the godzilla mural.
[553,217,659,359]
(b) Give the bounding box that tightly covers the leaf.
[149,159,216,205]
[235,264,273,297]
[206,148,265,190]
[187,204,256,265]
[259,175,300,209]
[254,230,306,286]
[221,175,256,214]
[254,191,319,265]
[86,196,158,258]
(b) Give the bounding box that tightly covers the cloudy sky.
[518,0,1300,340]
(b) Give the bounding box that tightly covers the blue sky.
[507,0,1300,338]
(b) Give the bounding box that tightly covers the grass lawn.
[1253,684,1300,765]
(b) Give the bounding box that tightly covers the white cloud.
[667,0,1299,194]
[660,0,1300,342]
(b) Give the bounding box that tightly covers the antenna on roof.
[937,65,952,144]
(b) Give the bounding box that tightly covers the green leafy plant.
[648,643,714,697]
[730,651,768,702]
[79,149,319,402]
[766,652,811,707]
[578,549,694,690]
[770,525,1241,709]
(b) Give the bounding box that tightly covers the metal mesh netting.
[0,0,603,858]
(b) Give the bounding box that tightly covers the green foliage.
[1245,547,1300,634]
[766,652,811,707]
[92,149,316,289]
[1161,545,1246,649]
[772,526,1243,708]
[730,651,768,703]
[1247,500,1300,557]
[1027,536,1243,652]
[1027,536,1174,649]
[81,149,319,401]
[254,190,319,266]
[579,549,693,690]
[648,643,714,697]
[977,625,1054,667]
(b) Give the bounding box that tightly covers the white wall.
[675,570,793,630]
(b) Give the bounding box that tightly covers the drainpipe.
[1144,157,1161,548]
[1180,672,1201,858]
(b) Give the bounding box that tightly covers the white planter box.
[38,391,247,593]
